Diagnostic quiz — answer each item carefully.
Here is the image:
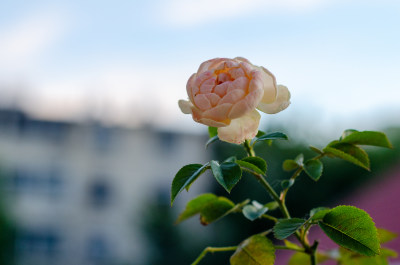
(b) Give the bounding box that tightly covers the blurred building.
[0,109,209,265]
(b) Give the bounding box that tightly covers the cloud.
[159,0,329,27]
[0,9,69,71]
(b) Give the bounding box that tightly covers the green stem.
[309,241,319,265]
[243,138,313,253]
[275,245,307,253]
[244,139,256,157]
[191,246,237,265]
[262,214,278,223]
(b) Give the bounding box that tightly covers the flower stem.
[244,139,256,157]
[191,246,237,265]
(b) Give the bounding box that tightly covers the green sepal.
[205,135,219,148]
[319,205,380,256]
[304,159,323,181]
[210,160,242,193]
[171,163,209,205]
[273,218,306,240]
[230,235,275,265]
[176,193,235,225]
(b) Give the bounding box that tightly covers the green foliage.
[309,207,330,221]
[283,153,304,171]
[323,130,393,171]
[339,246,398,265]
[283,159,299,171]
[264,201,279,211]
[171,163,209,205]
[281,179,295,189]
[230,235,275,265]
[324,142,370,170]
[251,132,288,145]
[273,218,305,240]
[288,251,329,265]
[176,193,235,225]
[237,156,267,175]
[377,228,398,244]
[319,206,380,256]
[309,145,324,154]
[340,130,393,148]
[242,201,268,221]
[304,159,323,181]
[210,160,242,193]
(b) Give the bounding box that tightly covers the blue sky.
[0,0,399,135]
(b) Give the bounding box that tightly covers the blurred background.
[0,0,399,264]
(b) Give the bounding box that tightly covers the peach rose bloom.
[179,57,290,144]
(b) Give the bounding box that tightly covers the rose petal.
[217,109,261,144]
[219,89,245,105]
[194,94,212,110]
[202,103,233,121]
[178,99,193,114]
[228,87,264,119]
[197,58,226,74]
[259,66,277,104]
[200,77,216,93]
[214,81,231,97]
[227,76,249,93]
[228,67,245,79]
[257,85,291,114]
[205,93,221,106]
[186,73,197,102]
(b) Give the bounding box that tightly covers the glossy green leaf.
[283,159,299,171]
[251,132,288,145]
[309,145,324,154]
[304,159,323,181]
[377,228,398,244]
[205,135,219,148]
[237,156,267,175]
[319,205,380,256]
[340,248,396,265]
[176,193,235,225]
[341,130,392,148]
[264,201,279,211]
[230,235,275,265]
[295,153,304,165]
[273,218,305,240]
[323,142,370,170]
[242,201,269,221]
[208,126,218,138]
[310,207,330,221]
[281,179,294,189]
[210,161,242,193]
[288,252,329,265]
[171,163,209,205]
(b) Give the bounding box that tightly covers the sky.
[0,0,399,136]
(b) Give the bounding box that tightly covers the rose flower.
[179,57,290,144]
